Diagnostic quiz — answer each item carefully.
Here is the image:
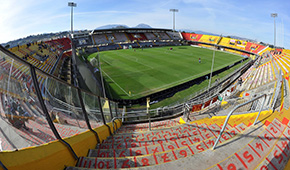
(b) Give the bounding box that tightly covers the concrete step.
[120,117,180,128]
[207,118,286,170]
[115,119,182,134]
[74,122,249,169]
[125,118,282,170]
[103,112,267,147]
[64,121,265,170]
[64,111,278,170]
[98,123,219,149]
[116,122,181,134]
[92,124,243,155]
[115,111,265,139]
[107,122,194,139]
[254,120,290,170]
[103,123,227,146]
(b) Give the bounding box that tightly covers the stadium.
[0,1,290,170]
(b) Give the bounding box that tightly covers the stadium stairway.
[240,61,276,94]
[64,106,290,170]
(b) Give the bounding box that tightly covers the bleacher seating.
[113,33,130,43]
[166,31,182,40]
[144,32,159,40]
[92,34,111,45]
[2,28,290,169]
[198,35,220,45]
[244,42,266,54]
[219,37,247,51]
[127,33,148,41]
[157,32,171,40]
[240,59,276,92]
[272,52,290,75]
[181,33,203,42]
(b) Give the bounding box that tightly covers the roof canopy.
[91,28,173,34]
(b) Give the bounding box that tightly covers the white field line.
[101,57,113,66]
[109,68,152,78]
[102,47,243,97]
[116,52,154,69]
[128,57,154,69]
[101,55,153,78]
[102,69,130,96]
[130,61,240,97]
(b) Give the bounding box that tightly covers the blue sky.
[0,0,289,49]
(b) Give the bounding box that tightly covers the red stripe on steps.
[282,117,289,125]
[264,120,271,126]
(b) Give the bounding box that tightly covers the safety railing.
[121,55,256,123]
[0,44,119,165]
[212,93,268,150]
[169,58,253,106]
[271,68,283,110]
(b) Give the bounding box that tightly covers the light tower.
[271,13,278,48]
[169,9,178,31]
[68,2,77,34]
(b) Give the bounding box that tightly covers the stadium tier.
[112,32,129,43]
[181,32,203,42]
[166,31,182,40]
[127,33,148,41]
[144,32,159,40]
[92,34,111,45]
[0,28,290,170]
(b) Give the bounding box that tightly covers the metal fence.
[0,45,119,162]
[120,58,254,123]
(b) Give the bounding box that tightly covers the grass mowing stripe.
[102,69,130,96]
[106,50,154,69]
[88,46,244,99]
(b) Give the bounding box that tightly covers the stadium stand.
[219,37,247,51]
[1,28,290,170]
[245,42,266,54]
[144,32,159,41]
[181,33,203,42]
[166,31,182,40]
[127,33,148,41]
[272,51,290,75]
[199,34,220,45]
[157,32,171,40]
[113,32,130,43]
[92,34,111,45]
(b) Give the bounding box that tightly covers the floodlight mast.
[68,2,77,35]
[169,9,178,31]
[271,13,277,48]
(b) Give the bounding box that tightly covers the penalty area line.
[101,70,130,96]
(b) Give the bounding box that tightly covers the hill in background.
[95,23,151,30]
[2,23,267,49]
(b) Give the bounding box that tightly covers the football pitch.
[88,46,244,99]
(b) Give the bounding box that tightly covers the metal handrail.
[271,68,283,110]
[212,93,268,150]
[111,115,146,133]
[111,104,186,133]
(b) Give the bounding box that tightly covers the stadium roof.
[91,28,173,34]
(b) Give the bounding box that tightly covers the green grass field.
[88,46,243,100]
